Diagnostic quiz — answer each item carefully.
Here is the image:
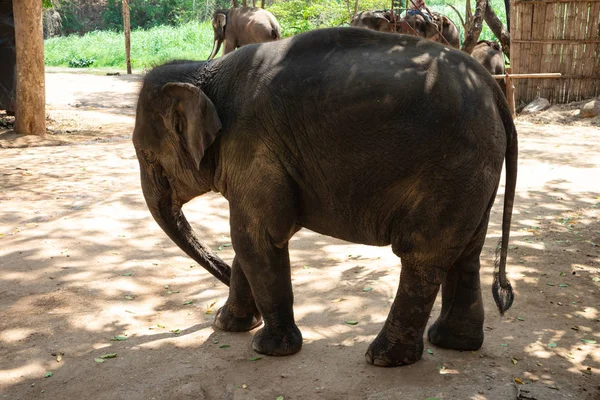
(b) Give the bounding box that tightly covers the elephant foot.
[365,332,423,367]
[427,318,483,351]
[213,304,262,332]
[252,324,302,356]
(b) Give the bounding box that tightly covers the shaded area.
[0,67,599,399]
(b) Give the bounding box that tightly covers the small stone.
[521,97,551,114]
[580,99,600,118]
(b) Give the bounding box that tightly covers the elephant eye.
[139,149,156,164]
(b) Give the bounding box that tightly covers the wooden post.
[13,0,46,136]
[122,0,131,74]
[505,68,516,118]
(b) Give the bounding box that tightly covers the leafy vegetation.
[43,0,508,70]
[44,21,215,69]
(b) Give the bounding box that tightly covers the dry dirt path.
[0,71,599,400]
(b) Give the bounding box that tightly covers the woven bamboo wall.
[511,0,600,104]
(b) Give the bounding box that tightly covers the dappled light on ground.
[0,72,599,399]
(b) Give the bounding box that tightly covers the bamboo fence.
[510,0,600,104]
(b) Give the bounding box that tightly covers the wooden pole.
[122,0,131,74]
[353,0,359,18]
[505,68,516,118]
[13,0,46,136]
[491,72,562,79]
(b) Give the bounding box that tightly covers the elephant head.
[399,12,460,48]
[132,72,230,285]
[208,10,228,61]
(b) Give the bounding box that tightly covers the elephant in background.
[471,40,506,94]
[208,7,281,60]
[133,28,517,368]
[399,12,460,48]
[350,11,392,32]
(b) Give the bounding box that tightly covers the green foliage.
[68,56,95,68]
[267,0,350,36]
[44,21,215,69]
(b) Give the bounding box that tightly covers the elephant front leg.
[214,256,262,332]
[229,216,302,356]
[366,263,441,367]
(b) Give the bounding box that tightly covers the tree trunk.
[252,0,255,7]
[242,0,247,7]
[233,0,238,8]
[353,0,359,18]
[485,3,511,58]
[13,0,46,136]
[461,0,486,54]
[122,0,131,74]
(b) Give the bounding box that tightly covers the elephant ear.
[215,12,227,29]
[162,82,222,169]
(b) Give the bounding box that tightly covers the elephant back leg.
[427,209,492,350]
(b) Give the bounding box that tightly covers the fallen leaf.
[183,300,193,305]
[558,283,569,287]
[548,342,558,348]
[547,283,555,286]
[99,353,117,359]
[331,298,343,303]
[345,320,358,325]
[217,246,223,251]
[517,317,525,321]
[547,385,559,390]
[514,377,524,384]
[560,272,567,276]
[170,329,181,334]
[124,295,134,300]
[427,348,433,355]
[249,357,262,361]
[362,286,373,292]
[45,372,53,378]
[122,272,133,276]
[500,343,509,347]
[56,354,62,363]
[581,339,597,344]
[276,397,285,400]
[125,310,135,314]
[592,277,600,282]
[219,345,230,348]
[511,358,518,365]
[581,369,592,375]
[224,244,232,247]
[536,362,542,367]
[242,384,248,389]
[157,324,166,328]
[111,336,127,341]
[94,358,105,363]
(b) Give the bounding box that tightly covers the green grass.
[44,1,508,70]
[44,21,215,69]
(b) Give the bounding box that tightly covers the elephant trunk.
[207,39,222,61]
[139,161,231,286]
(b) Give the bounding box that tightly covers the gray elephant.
[350,11,392,32]
[471,40,506,93]
[399,12,460,48]
[132,28,517,367]
[207,7,281,60]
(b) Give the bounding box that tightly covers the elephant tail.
[492,102,518,315]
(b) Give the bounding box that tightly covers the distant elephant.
[471,40,506,94]
[399,12,460,48]
[350,11,392,32]
[133,28,517,367]
[208,7,281,61]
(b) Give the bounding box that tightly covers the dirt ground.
[1,69,599,400]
